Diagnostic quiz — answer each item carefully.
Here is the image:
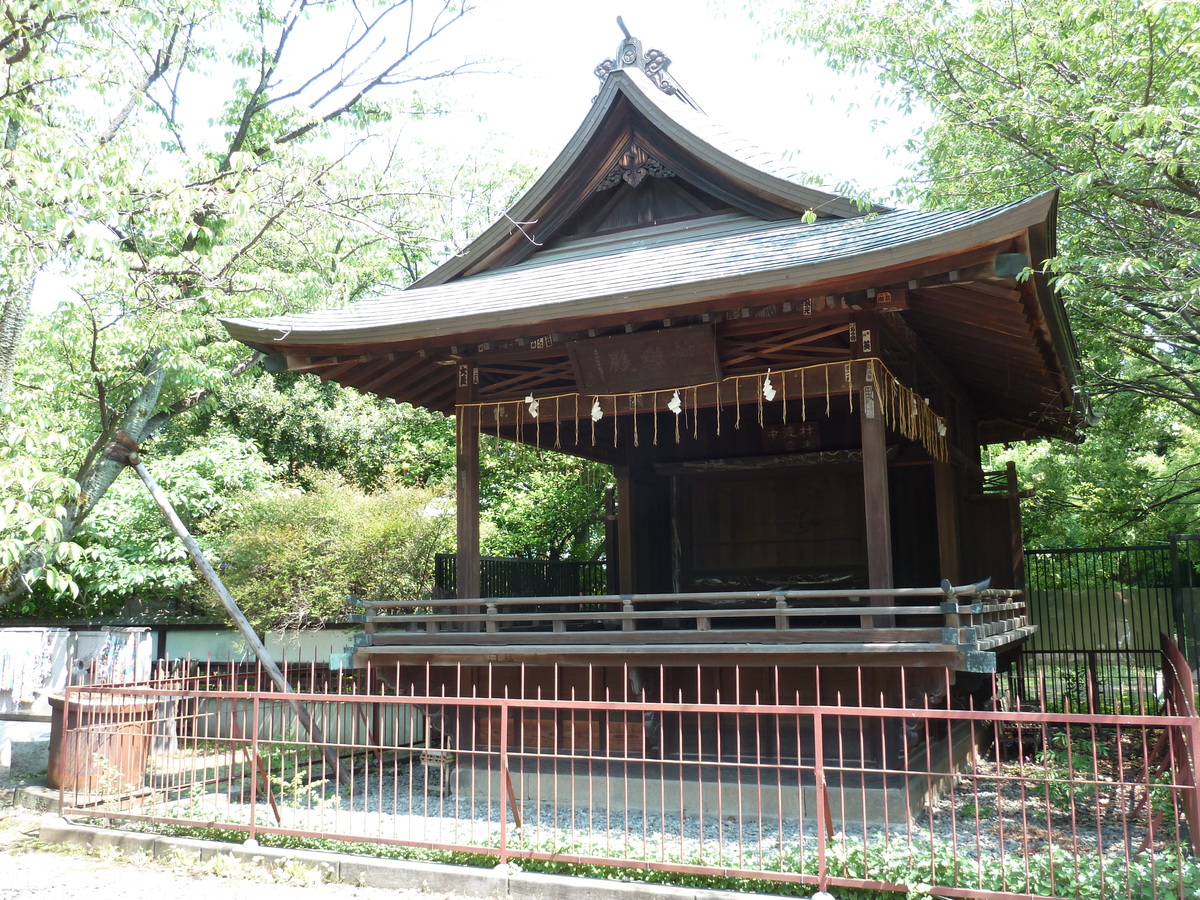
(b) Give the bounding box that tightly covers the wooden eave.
[224,195,1060,351]
[224,194,1081,440]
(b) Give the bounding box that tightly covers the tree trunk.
[0,277,33,404]
[0,353,168,606]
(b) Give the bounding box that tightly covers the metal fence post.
[813,709,827,895]
[57,685,70,814]
[1171,533,1187,666]
[1188,708,1200,858]
[249,694,259,842]
[499,698,509,864]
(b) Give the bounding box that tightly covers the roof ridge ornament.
[594,16,704,113]
[596,140,677,191]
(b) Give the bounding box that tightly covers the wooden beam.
[354,644,961,668]
[284,352,392,372]
[654,448,876,476]
[1006,461,1026,592]
[859,372,894,620]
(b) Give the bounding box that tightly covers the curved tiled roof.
[222,194,1054,348]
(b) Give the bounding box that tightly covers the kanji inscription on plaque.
[567,324,720,394]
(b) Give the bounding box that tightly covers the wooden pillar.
[614,464,635,594]
[456,364,481,602]
[860,379,893,593]
[861,369,899,764]
[1006,460,1025,591]
[934,461,961,583]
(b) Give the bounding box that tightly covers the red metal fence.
[53,661,1200,900]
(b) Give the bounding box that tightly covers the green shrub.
[206,471,452,630]
[74,433,276,614]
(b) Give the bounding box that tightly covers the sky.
[406,0,924,201]
[34,0,924,311]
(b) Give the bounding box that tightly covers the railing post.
[813,709,828,895]
[57,685,70,814]
[1188,707,1200,857]
[498,698,510,863]
[1170,533,1200,670]
[249,694,259,842]
[486,600,499,634]
[1087,650,1102,714]
[621,595,635,632]
[774,592,788,631]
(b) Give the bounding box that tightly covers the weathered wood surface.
[456,371,481,606]
[356,584,1021,607]
[366,627,948,646]
[367,605,947,626]
[615,465,635,594]
[353,582,1031,670]
[353,643,963,669]
[568,323,719,394]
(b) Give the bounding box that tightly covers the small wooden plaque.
[567,324,720,395]
[873,287,908,310]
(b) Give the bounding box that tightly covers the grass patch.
[118,820,1200,900]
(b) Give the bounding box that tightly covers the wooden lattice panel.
[718,322,852,374]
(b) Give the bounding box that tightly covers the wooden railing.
[351,582,1032,669]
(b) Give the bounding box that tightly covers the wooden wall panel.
[678,467,867,590]
[888,464,940,588]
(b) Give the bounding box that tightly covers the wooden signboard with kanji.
[567,324,720,395]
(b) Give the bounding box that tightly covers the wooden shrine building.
[222,33,1084,775]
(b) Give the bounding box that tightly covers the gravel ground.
[0,771,478,900]
[13,734,1180,897]
[127,751,1160,870]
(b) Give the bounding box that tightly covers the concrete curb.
[37,819,816,900]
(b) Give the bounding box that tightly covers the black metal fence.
[1019,533,1200,713]
[434,553,607,600]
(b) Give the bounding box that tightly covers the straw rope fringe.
[456,360,948,461]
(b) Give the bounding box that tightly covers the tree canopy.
[0,0,483,606]
[768,0,1200,543]
[772,0,1200,410]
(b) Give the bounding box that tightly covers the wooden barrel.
[47,692,156,794]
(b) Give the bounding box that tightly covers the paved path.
[0,782,466,900]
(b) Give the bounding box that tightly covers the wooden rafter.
[477,357,577,399]
[356,354,426,394]
[719,322,851,369]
